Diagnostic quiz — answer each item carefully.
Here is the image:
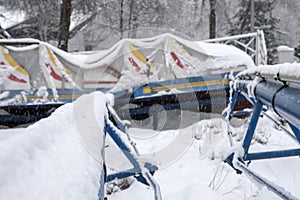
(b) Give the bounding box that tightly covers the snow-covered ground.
[0,91,300,200]
[108,116,300,200]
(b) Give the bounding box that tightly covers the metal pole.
[242,101,263,159]
[250,0,256,62]
[146,57,150,78]
[235,161,299,200]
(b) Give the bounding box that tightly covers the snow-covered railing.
[0,38,40,46]
[203,30,267,66]
[105,102,162,200]
[224,63,300,200]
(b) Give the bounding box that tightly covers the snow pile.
[277,45,294,52]
[0,92,110,200]
[0,91,16,106]
[109,70,147,93]
[81,33,252,69]
[1,89,300,199]
[237,63,300,79]
[33,86,49,103]
[198,42,255,70]
[108,116,300,200]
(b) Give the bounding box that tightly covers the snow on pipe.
[105,104,162,200]
[236,79,300,131]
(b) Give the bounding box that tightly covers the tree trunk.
[58,0,72,51]
[119,0,124,39]
[209,0,217,39]
[128,0,134,38]
[128,0,138,38]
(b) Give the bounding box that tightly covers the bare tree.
[119,0,125,38]
[209,0,217,38]
[128,0,138,38]
[0,0,100,51]
[58,0,72,51]
[0,0,60,41]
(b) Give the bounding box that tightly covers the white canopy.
[0,33,254,91]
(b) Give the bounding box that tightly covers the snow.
[0,92,110,200]
[81,33,253,70]
[0,38,40,44]
[0,91,16,106]
[247,76,263,98]
[109,71,147,93]
[237,63,300,80]
[34,86,49,103]
[5,44,40,52]
[1,71,300,199]
[198,41,255,69]
[108,115,300,200]
[1,95,299,200]
[0,91,9,100]
[277,45,294,52]
[2,33,253,73]
[0,7,25,29]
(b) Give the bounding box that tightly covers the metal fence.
[203,30,267,66]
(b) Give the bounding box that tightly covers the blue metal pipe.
[272,85,300,130]
[262,111,298,142]
[106,123,140,170]
[289,123,300,144]
[235,161,298,200]
[237,80,300,132]
[242,101,263,158]
[106,170,138,182]
[245,148,300,160]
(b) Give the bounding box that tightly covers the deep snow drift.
[1,90,300,199]
[0,92,109,200]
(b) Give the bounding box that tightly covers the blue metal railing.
[103,104,161,200]
[225,77,300,200]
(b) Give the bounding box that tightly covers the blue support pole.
[245,148,300,160]
[105,120,158,186]
[225,78,300,199]
[289,123,300,144]
[242,101,263,159]
[107,170,139,182]
[228,89,239,120]
[107,104,130,132]
[262,111,297,142]
[235,161,298,200]
[106,124,140,169]
[231,110,253,117]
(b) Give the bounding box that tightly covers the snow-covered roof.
[197,41,254,70]
[277,45,294,52]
